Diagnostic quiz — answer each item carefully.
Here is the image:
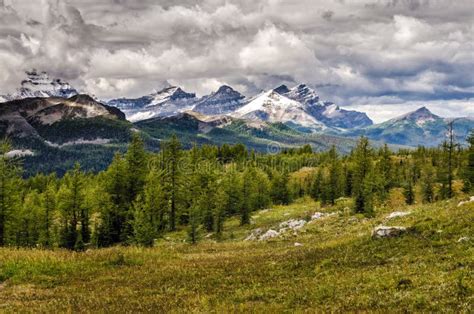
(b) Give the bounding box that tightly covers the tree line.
[0,130,472,249]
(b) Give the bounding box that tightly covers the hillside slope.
[0,95,132,175]
[0,198,472,311]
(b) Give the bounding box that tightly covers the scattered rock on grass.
[279,219,306,231]
[372,226,407,238]
[244,228,263,241]
[458,236,470,243]
[311,212,336,221]
[386,211,411,220]
[294,242,303,247]
[246,211,336,241]
[457,196,474,207]
[259,229,280,241]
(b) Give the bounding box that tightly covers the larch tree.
[0,141,21,246]
[352,137,374,215]
[163,134,182,231]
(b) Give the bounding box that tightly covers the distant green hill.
[342,107,474,146]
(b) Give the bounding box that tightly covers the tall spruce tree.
[352,137,374,214]
[100,153,129,245]
[57,164,88,250]
[0,141,20,246]
[39,183,56,247]
[163,135,182,231]
[439,121,456,199]
[132,195,155,247]
[404,180,415,205]
[421,164,435,203]
[270,170,290,205]
[310,168,324,202]
[378,144,393,198]
[125,133,148,202]
[326,146,342,205]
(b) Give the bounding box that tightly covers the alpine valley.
[1,71,473,175]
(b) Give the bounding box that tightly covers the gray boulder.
[372,226,407,238]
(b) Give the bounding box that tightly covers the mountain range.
[343,106,474,146]
[0,71,472,174]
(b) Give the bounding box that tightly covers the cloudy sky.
[0,0,472,122]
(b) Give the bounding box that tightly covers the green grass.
[0,198,472,312]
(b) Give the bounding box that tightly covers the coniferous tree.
[57,164,87,250]
[378,144,393,199]
[125,133,148,203]
[147,169,168,232]
[122,134,148,239]
[100,153,129,245]
[253,168,271,210]
[241,167,257,225]
[132,195,155,247]
[163,135,182,231]
[352,137,374,214]
[343,164,353,197]
[213,186,227,238]
[404,180,415,205]
[220,166,243,217]
[270,170,290,205]
[15,190,42,247]
[0,141,20,246]
[421,165,435,203]
[310,168,324,202]
[326,146,342,205]
[39,184,56,247]
[439,122,456,199]
[197,162,218,232]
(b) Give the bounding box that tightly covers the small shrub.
[396,278,413,290]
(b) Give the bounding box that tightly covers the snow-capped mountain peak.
[2,70,78,101]
[393,106,440,126]
[146,86,195,107]
[192,85,245,115]
[107,86,196,122]
[233,90,324,129]
[273,83,372,129]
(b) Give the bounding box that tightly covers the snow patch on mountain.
[109,86,197,122]
[277,84,373,129]
[233,90,325,129]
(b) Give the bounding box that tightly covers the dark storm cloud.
[0,0,472,121]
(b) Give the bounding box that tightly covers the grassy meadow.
[0,197,472,312]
